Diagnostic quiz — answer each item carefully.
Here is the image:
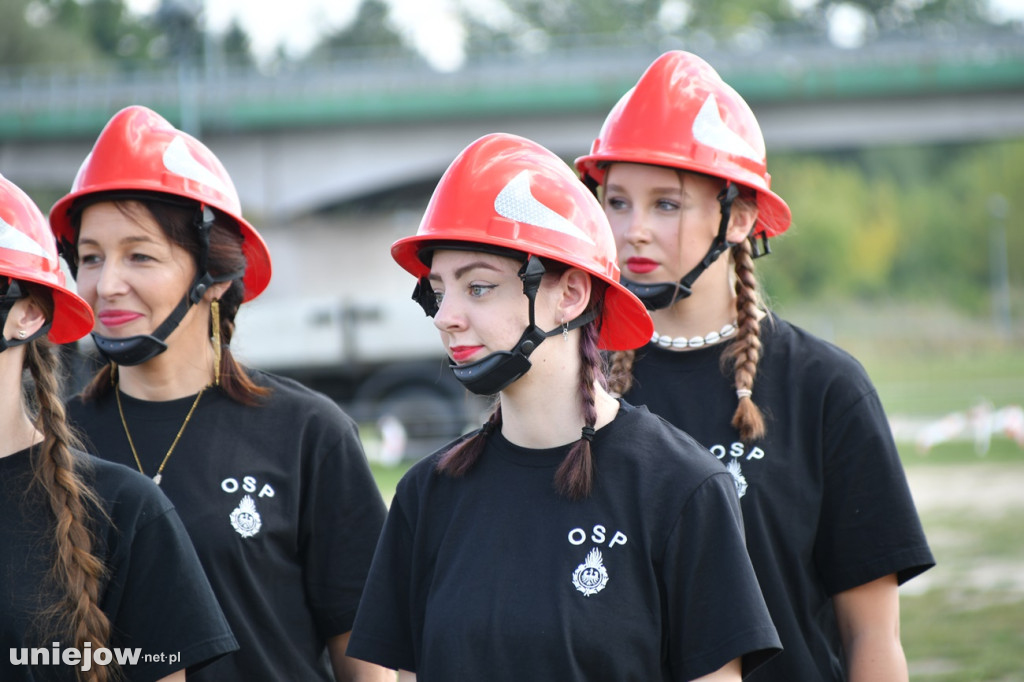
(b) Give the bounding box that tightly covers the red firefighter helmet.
[575,50,791,237]
[0,173,94,343]
[392,133,652,351]
[49,105,271,300]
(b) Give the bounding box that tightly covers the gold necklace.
[115,381,206,486]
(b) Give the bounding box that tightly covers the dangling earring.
[562,321,569,342]
[211,299,222,386]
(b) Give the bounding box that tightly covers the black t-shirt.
[66,370,388,682]
[347,401,781,681]
[625,316,935,681]
[0,446,237,682]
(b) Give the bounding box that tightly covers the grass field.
[365,304,1024,680]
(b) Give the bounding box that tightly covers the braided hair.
[22,286,114,682]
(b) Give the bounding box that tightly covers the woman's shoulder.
[237,368,358,421]
[764,315,874,385]
[609,402,726,475]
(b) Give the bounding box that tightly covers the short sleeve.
[300,413,389,638]
[346,492,417,672]
[816,388,934,594]
[663,472,781,680]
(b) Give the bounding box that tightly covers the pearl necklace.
[651,321,738,350]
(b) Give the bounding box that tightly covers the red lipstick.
[626,257,659,274]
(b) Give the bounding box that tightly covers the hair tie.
[580,426,596,442]
[480,421,495,437]
[736,389,753,399]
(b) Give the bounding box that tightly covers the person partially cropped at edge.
[346,132,782,681]
[576,51,934,680]
[48,105,390,682]
[0,172,237,682]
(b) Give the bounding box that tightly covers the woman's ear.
[4,299,47,340]
[726,200,759,244]
[204,280,232,302]
[556,268,593,322]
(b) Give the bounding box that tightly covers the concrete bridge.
[1,32,1023,223]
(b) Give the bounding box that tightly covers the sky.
[128,0,471,70]
[131,0,1024,71]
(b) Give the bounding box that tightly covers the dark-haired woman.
[346,133,782,681]
[49,106,390,682]
[1,172,237,682]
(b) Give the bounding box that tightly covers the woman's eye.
[433,291,444,306]
[78,253,100,266]
[469,284,495,297]
[606,197,627,210]
[656,199,680,211]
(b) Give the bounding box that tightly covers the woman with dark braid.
[48,106,389,682]
[0,172,236,681]
[576,51,934,681]
[346,133,781,681]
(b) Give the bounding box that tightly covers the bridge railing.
[1,28,1022,139]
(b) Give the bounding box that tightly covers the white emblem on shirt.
[572,547,609,596]
[229,494,262,538]
[726,460,749,498]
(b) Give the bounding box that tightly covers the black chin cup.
[621,279,691,311]
[450,326,547,395]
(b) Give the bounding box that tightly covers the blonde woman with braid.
[347,133,781,681]
[576,51,934,681]
[49,106,389,682]
[0,173,236,682]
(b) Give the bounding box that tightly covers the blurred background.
[2,1,1022,678]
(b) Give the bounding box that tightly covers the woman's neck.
[116,347,214,401]
[0,353,42,457]
[498,361,620,449]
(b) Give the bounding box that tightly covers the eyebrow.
[77,235,159,248]
[428,260,506,282]
[606,182,683,195]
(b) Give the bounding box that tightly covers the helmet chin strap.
[91,206,243,366]
[622,182,742,311]
[411,255,596,396]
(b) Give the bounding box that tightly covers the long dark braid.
[554,318,604,500]
[25,337,114,682]
[722,237,766,442]
[436,402,502,478]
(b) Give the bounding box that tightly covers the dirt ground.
[901,462,1024,597]
[905,462,1024,517]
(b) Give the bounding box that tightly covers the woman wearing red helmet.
[49,106,389,682]
[577,51,934,681]
[0,172,237,681]
[347,133,781,681]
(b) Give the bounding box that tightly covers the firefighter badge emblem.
[229,494,262,538]
[572,547,609,596]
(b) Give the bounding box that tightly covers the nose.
[93,259,130,300]
[432,291,466,334]
[622,209,651,247]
